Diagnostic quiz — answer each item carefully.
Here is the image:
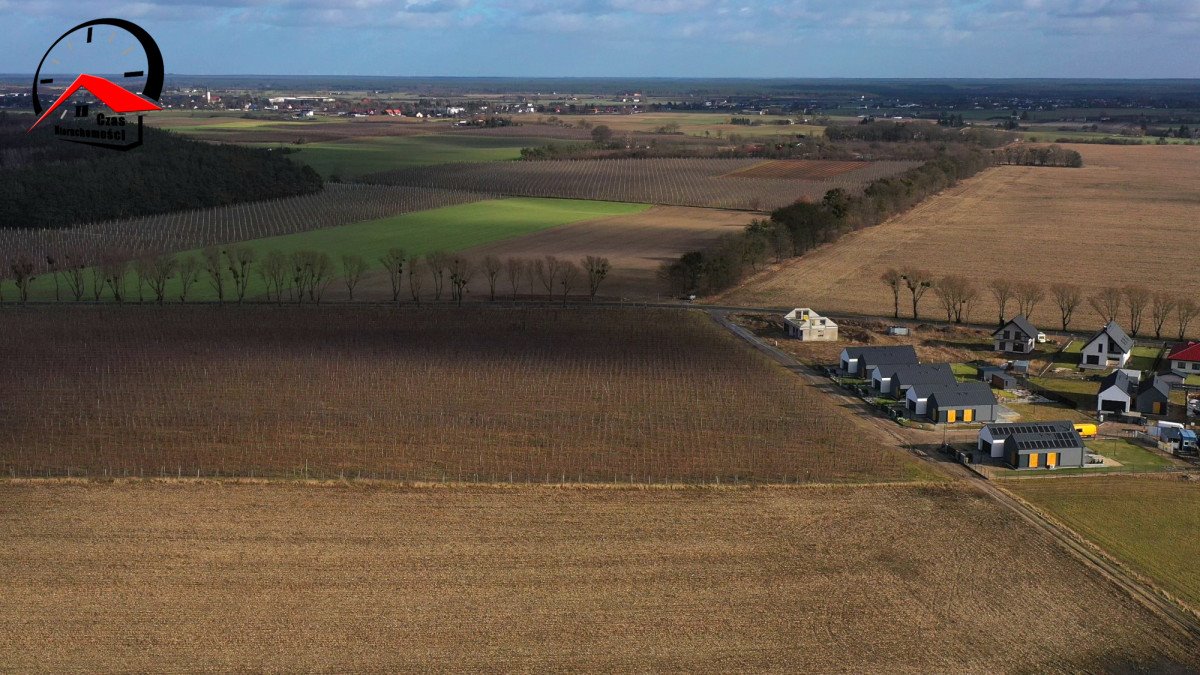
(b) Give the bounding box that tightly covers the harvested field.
[0,184,493,275]
[3,481,1198,672]
[1007,474,1200,611]
[362,158,918,211]
[0,307,919,483]
[418,205,751,299]
[720,145,1200,333]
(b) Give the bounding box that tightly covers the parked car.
[1036,332,1047,343]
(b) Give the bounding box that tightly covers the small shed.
[978,366,1017,390]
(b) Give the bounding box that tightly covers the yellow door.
[947,410,957,423]
[1154,402,1164,414]
[1047,452,1057,468]
[964,409,974,423]
[1029,453,1039,469]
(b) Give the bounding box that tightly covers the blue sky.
[2,0,1199,77]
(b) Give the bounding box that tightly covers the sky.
[2,0,1200,78]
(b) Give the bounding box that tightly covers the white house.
[783,308,838,342]
[993,315,1037,354]
[1167,342,1200,376]
[1080,321,1134,370]
[1096,369,1140,414]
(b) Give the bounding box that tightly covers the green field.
[274,135,570,178]
[23,198,648,302]
[1007,476,1200,609]
[1084,439,1174,471]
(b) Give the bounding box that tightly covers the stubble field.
[3,481,1197,673]
[720,144,1200,332]
[0,306,920,483]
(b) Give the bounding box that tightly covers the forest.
[0,112,322,230]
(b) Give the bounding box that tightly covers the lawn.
[1125,345,1165,372]
[951,363,979,379]
[1007,475,1200,610]
[275,135,572,178]
[1026,375,1098,408]
[25,198,647,303]
[1084,439,1174,471]
[1046,340,1083,371]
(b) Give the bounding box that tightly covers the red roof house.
[1167,342,1200,376]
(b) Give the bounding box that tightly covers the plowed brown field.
[719,145,1200,333]
[3,481,1197,672]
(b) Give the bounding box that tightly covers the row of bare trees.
[0,249,613,307]
[881,269,1200,340]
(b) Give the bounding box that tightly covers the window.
[1192,363,1200,372]
[1097,341,1105,353]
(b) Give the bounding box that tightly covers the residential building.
[1135,375,1170,416]
[873,363,956,398]
[783,308,838,342]
[1167,342,1200,377]
[977,421,1086,468]
[1096,370,1168,416]
[978,366,1017,390]
[839,345,917,377]
[1080,321,1134,369]
[993,315,1038,354]
[926,382,998,424]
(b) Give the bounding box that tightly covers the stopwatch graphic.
[28,18,164,149]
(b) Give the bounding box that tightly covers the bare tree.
[559,261,582,305]
[379,248,406,302]
[1123,285,1150,336]
[45,254,61,302]
[504,257,526,300]
[309,251,333,303]
[1177,298,1200,340]
[225,246,257,303]
[933,276,961,322]
[1088,287,1122,323]
[63,254,86,302]
[881,268,903,319]
[583,256,611,300]
[536,255,562,301]
[1049,283,1083,331]
[101,256,129,303]
[1014,281,1045,319]
[258,251,288,304]
[132,256,152,303]
[1149,292,1177,339]
[427,250,449,300]
[448,256,475,306]
[899,267,933,319]
[201,246,225,304]
[10,256,35,304]
[90,264,104,301]
[288,251,309,303]
[146,254,178,305]
[341,254,369,301]
[407,256,426,303]
[178,255,200,303]
[482,255,502,301]
[987,279,1015,326]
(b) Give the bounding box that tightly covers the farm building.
[993,315,1038,354]
[1080,321,1134,370]
[926,382,997,424]
[872,363,956,397]
[782,308,838,342]
[978,366,1018,390]
[977,421,1086,469]
[839,345,917,377]
[1096,370,1169,416]
[1167,342,1200,376]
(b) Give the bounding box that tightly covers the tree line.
[660,145,995,296]
[0,248,613,306]
[0,113,323,230]
[879,270,1200,340]
[994,144,1083,167]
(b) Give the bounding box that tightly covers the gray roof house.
[1097,369,1138,414]
[1080,321,1134,370]
[978,365,1018,390]
[872,363,955,397]
[926,381,998,424]
[840,345,917,377]
[978,421,1086,468]
[993,315,1038,354]
[1134,375,1170,416]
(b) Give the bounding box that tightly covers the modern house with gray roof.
[993,315,1038,354]
[872,363,955,397]
[1096,370,1168,416]
[926,381,997,424]
[839,345,917,377]
[977,421,1086,468]
[1135,375,1170,416]
[1080,321,1134,370]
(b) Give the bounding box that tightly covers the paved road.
[707,307,1200,641]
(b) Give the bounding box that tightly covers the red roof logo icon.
[28,73,162,132]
